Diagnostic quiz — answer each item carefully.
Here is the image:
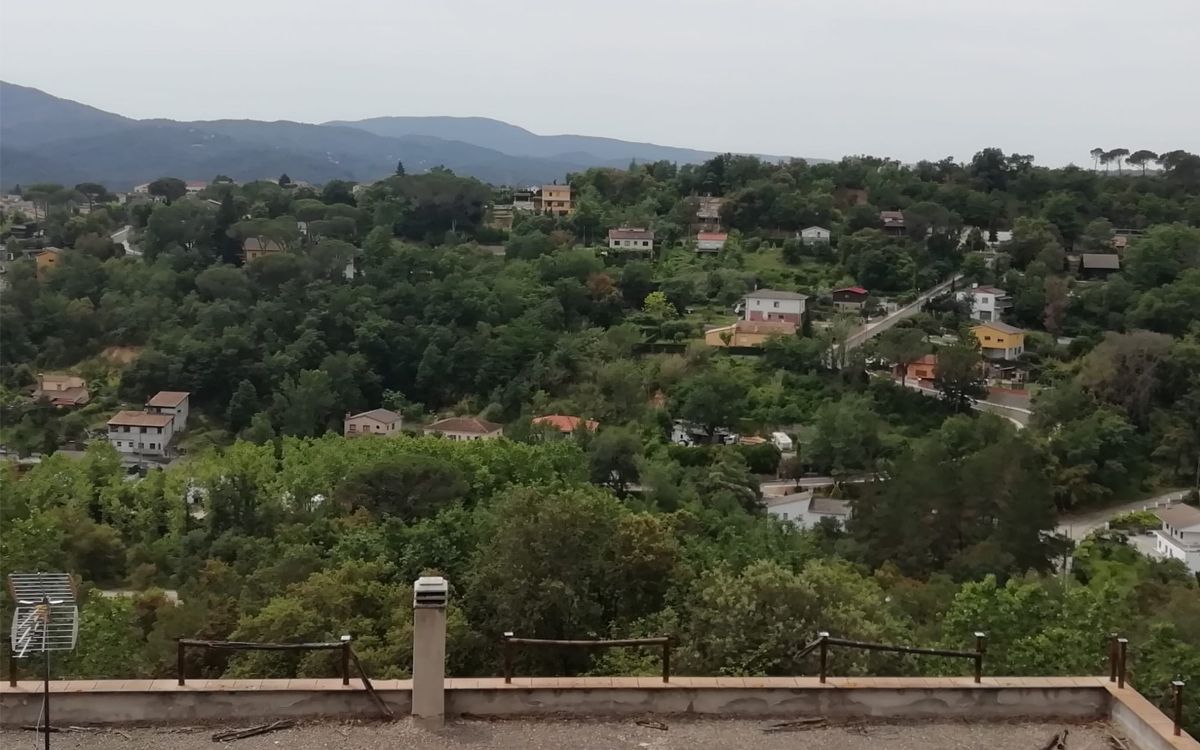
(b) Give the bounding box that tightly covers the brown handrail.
[501,633,673,683]
[176,637,353,686]
[815,632,987,683]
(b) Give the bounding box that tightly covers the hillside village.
[2,144,1200,735]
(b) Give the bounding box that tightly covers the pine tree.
[225,379,259,432]
[395,160,406,176]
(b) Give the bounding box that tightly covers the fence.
[1108,634,1187,737]
[500,633,673,683]
[803,632,988,683]
[175,637,392,718]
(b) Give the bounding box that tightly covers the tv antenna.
[8,572,78,750]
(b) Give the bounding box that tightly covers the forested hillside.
[2,147,1199,730]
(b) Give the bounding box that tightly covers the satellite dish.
[7,572,79,750]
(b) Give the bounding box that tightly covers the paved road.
[111,225,141,256]
[1056,489,1190,540]
[895,378,1032,427]
[845,274,963,350]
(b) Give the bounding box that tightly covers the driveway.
[1056,489,1190,540]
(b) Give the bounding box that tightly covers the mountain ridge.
[0,82,806,190]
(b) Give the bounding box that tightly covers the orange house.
[902,354,938,382]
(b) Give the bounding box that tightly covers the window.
[349,424,357,432]
[984,335,992,341]
[773,301,780,308]
[642,240,649,247]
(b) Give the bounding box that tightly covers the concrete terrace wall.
[1,676,1195,749]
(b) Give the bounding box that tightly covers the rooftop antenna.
[8,572,78,750]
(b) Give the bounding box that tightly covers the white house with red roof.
[831,286,870,312]
[107,410,176,457]
[743,289,808,324]
[146,391,190,432]
[696,232,727,252]
[608,228,654,252]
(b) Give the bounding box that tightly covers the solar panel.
[7,572,79,657]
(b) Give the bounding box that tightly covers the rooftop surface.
[0,718,1123,750]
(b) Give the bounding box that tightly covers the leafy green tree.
[676,369,748,441]
[877,326,929,385]
[226,380,260,432]
[1126,149,1157,176]
[334,454,468,519]
[587,427,642,497]
[808,395,885,476]
[148,177,187,204]
[933,343,985,412]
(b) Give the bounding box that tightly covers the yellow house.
[535,185,573,216]
[971,322,1025,360]
[35,248,62,280]
[705,319,796,348]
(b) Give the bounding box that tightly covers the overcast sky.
[3,0,1197,165]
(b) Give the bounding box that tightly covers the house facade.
[696,232,727,252]
[107,410,175,457]
[902,354,937,382]
[705,319,796,348]
[831,286,869,312]
[344,408,402,437]
[765,491,852,529]
[800,226,831,243]
[146,391,190,432]
[34,373,90,407]
[608,228,654,251]
[243,237,285,263]
[743,289,808,323]
[535,185,572,216]
[424,416,503,441]
[880,211,906,236]
[972,321,1025,360]
[959,284,1012,322]
[1153,504,1200,573]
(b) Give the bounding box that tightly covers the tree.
[74,182,109,211]
[779,455,805,486]
[877,327,929,386]
[147,177,187,204]
[335,454,468,519]
[1089,147,1105,171]
[933,342,985,412]
[587,427,642,497]
[808,395,885,476]
[676,369,748,441]
[1078,330,1173,428]
[1127,149,1158,176]
[642,290,676,319]
[1105,148,1130,176]
[278,173,292,187]
[1043,275,1069,334]
[226,380,259,433]
[394,160,406,176]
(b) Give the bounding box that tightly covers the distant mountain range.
[0,82,804,190]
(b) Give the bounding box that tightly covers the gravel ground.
[0,718,1124,750]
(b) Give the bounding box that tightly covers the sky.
[2,0,1198,166]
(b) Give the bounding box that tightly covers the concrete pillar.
[412,576,449,728]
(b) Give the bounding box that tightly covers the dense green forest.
[1,148,1199,730]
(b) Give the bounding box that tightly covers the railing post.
[502,632,514,684]
[8,646,16,687]
[340,635,352,686]
[176,639,185,686]
[973,632,987,684]
[1108,633,1118,683]
[818,631,830,684]
[662,637,671,684]
[1117,638,1128,689]
[1173,680,1185,737]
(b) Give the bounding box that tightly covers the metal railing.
[500,633,673,683]
[176,637,354,686]
[805,631,988,683]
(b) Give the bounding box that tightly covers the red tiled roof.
[696,232,728,241]
[834,286,869,295]
[146,391,189,408]
[107,410,174,428]
[426,416,503,435]
[532,414,600,433]
[347,408,402,425]
[609,228,654,240]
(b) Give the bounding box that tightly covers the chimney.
[412,576,449,728]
